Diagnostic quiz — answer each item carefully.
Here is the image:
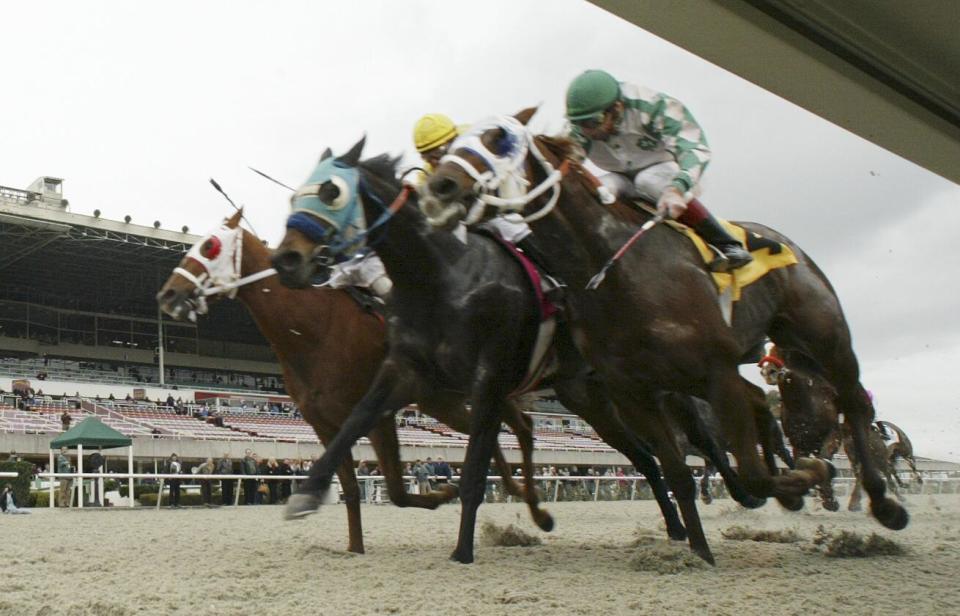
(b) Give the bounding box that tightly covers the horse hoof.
[691,543,716,566]
[848,503,862,512]
[700,494,713,505]
[667,526,687,542]
[737,494,766,510]
[872,497,909,530]
[450,550,474,565]
[776,494,804,511]
[822,498,840,512]
[533,510,555,533]
[284,493,323,520]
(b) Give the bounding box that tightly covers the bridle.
[171,225,276,321]
[434,116,565,225]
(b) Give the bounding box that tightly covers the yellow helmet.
[413,113,458,153]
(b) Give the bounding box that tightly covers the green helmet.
[566,70,621,121]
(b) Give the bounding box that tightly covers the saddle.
[623,200,798,300]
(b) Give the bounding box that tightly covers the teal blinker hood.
[290,158,365,241]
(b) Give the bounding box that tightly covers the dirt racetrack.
[3,493,958,616]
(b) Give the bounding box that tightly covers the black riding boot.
[691,215,753,273]
[516,236,566,303]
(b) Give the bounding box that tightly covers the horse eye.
[324,179,350,210]
[319,181,341,204]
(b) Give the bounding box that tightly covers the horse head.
[272,137,406,289]
[420,107,547,230]
[157,209,250,322]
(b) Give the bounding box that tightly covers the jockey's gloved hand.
[656,186,688,219]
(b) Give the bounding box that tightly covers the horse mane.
[535,134,579,161]
[534,134,649,226]
[358,153,403,192]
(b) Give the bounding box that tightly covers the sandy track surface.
[3,494,957,616]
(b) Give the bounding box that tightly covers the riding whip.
[208,178,260,239]
[585,213,665,290]
[248,166,296,192]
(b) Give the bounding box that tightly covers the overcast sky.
[2,1,958,462]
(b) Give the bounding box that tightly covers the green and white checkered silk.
[570,82,711,195]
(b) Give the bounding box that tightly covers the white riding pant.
[326,252,393,296]
[599,160,688,202]
[485,212,531,244]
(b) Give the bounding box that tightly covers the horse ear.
[514,106,539,126]
[337,135,366,167]
[225,208,243,229]
[319,148,333,162]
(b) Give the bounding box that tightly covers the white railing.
[32,472,960,510]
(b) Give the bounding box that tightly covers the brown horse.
[422,110,906,558]
[877,420,923,486]
[156,209,541,553]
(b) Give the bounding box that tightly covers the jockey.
[565,69,752,272]
[413,113,462,172]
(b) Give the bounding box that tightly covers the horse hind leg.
[647,417,715,565]
[840,386,908,529]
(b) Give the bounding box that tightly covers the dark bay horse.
[760,350,843,510]
[270,139,767,565]
[422,110,907,540]
[156,209,537,553]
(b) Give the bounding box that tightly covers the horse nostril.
[428,176,459,200]
[157,288,176,304]
[272,250,303,274]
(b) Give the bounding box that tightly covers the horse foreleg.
[554,378,686,541]
[316,423,365,554]
[666,392,764,509]
[287,360,413,520]
[816,429,841,512]
[451,379,511,564]
[368,416,458,510]
[503,399,554,532]
[335,455,365,554]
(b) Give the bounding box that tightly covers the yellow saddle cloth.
[669,219,798,301]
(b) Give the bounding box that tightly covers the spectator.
[413,459,432,495]
[356,460,371,504]
[1,483,29,514]
[433,456,452,485]
[278,458,293,503]
[264,458,280,504]
[241,450,258,505]
[89,450,105,506]
[56,447,73,508]
[216,453,235,506]
[167,453,182,508]
[197,457,215,506]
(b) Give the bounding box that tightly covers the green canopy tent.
[49,417,134,509]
